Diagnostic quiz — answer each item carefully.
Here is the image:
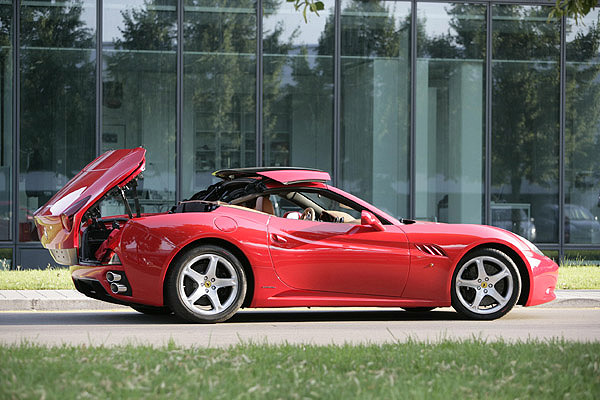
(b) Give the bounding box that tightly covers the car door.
[267,215,411,297]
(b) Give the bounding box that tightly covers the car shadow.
[0,308,468,326]
[228,308,464,323]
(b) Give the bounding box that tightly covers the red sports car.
[33,148,558,322]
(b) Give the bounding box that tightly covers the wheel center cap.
[204,281,211,288]
[481,282,488,288]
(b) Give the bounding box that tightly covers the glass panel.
[340,0,411,220]
[491,5,559,243]
[565,11,600,244]
[182,1,256,197]
[20,0,96,242]
[0,247,11,270]
[542,249,559,263]
[263,1,333,171]
[415,3,485,223]
[103,0,177,213]
[270,190,362,220]
[563,250,600,266]
[0,2,11,241]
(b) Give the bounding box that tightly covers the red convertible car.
[34,148,558,322]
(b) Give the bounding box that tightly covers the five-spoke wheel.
[451,248,521,320]
[167,245,246,323]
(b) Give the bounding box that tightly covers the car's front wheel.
[451,248,521,320]
[166,245,247,323]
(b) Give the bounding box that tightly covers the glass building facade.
[1,0,600,268]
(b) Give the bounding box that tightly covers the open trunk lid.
[33,148,145,263]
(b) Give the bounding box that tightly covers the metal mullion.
[409,0,416,219]
[12,0,19,267]
[256,0,263,166]
[176,0,183,201]
[96,0,102,157]
[333,0,341,186]
[562,244,600,249]
[559,14,566,261]
[485,2,492,226]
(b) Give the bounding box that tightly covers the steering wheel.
[300,207,316,221]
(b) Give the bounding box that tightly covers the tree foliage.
[551,0,598,22]
[292,0,598,24]
[286,0,324,22]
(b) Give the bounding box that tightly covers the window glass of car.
[270,189,362,223]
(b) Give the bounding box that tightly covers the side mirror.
[361,210,384,231]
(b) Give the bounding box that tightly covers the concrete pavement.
[1,307,599,345]
[0,289,599,311]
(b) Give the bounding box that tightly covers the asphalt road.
[1,307,599,346]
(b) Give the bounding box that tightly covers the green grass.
[0,340,598,399]
[1,265,600,290]
[0,268,73,290]
[556,265,600,289]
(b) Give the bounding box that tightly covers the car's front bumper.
[524,252,559,307]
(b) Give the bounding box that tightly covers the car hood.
[33,148,145,249]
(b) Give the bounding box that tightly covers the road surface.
[1,307,598,346]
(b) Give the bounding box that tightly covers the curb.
[1,290,599,312]
[0,290,128,311]
[534,290,600,309]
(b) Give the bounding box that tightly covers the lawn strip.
[0,268,73,290]
[0,340,598,399]
[556,266,600,289]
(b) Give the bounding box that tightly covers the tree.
[292,0,598,24]
[550,0,598,22]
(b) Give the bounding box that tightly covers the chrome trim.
[110,283,128,294]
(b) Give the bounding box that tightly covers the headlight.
[516,235,545,257]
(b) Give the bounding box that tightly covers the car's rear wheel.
[166,245,246,323]
[451,248,521,320]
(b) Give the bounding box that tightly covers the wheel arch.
[457,243,530,306]
[162,237,255,309]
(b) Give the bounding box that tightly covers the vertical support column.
[485,3,492,226]
[96,0,103,157]
[409,0,417,219]
[12,0,20,268]
[176,0,184,202]
[333,0,341,186]
[559,14,566,261]
[256,0,263,167]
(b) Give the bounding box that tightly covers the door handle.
[271,233,288,244]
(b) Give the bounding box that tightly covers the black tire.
[451,248,521,320]
[166,245,247,323]
[130,305,172,315]
[402,307,436,313]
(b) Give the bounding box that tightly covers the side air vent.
[415,244,447,257]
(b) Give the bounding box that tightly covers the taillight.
[59,195,91,232]
[61,214,73,231]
